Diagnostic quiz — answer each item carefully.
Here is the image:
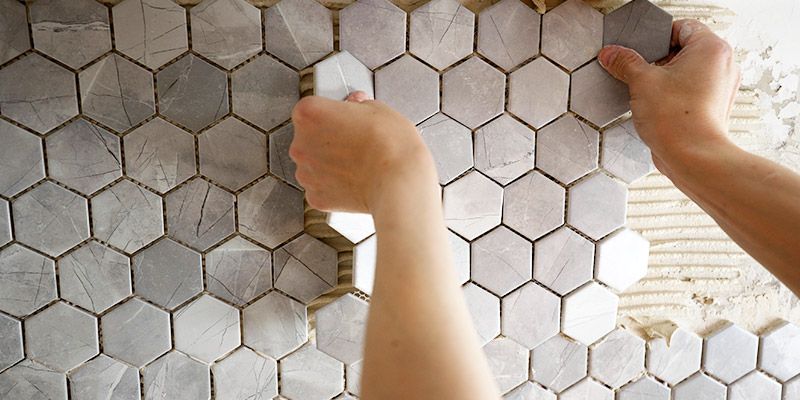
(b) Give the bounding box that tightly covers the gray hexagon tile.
[0,244,57,317]
[618,376,670,400]
[101,297,171,368]
[232,55,299,131]
[784,377,800,400]
[729,371,781,400]
[531,334,587,393]
[541,0,603,71]
[132,238,203,310]
[190,0,261,70]
[198,117,268,191]
[567,173,628,240]
[29,0,111,69]
[471,226,531,296]
[477,0,540,71]
[79,54,155,133]
[174,294,241,364]
[0,359,67,400]
[759,320,800,382]
[502,282,560,349]
[238,176,304,249]
[442,57,506,129]
[113,0,189,70]
[243,291,307,359]
[280,343,344,400]
[533,227,593,296]
[274,233,338,304]
[69,355,140,400]
[474,114,536,186]
[703,321,759,384]
[508,57,570,129]
[418,113,474,185]
[561,282,619,345]
[601,120,655,183]
[463,282,501,346]
[0,53,78,133]
[340,0,406,70]
[589,328,645,388]
[206,236,272,306]
[265,0,333,69]
[502,171,565,241]
[596,228,649,292]
[0,0,30,65]
[483,337,529,394]
[25,302,98,372]
[0,200,8,247]
[58,241,131,314]
[347,360,363,397]
[316,293,369,364]
[46,119,122,195]
[165,178,236,251]
[604,0,673,63]
[449,230,471,284]
[376,55,440,124]
[645,327,702,385]
[0,313,23,372]
[0,119,45,197]
[443,171,503,240]
[672,373,726,400]
[505,382,555,400]
[156,53,229,132]
[536,115,599,184]
[269,123,300,188]
[142,351,210,400]
[91,180,164,254]
[560,378,613,400]
[213,347,278,400]
[13,181,90,257]
[409,0,474,70]
[123,117,197,194]
[314,51,374,100]
[571,60,631,128]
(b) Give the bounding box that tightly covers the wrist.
[655,129,740,185]
[367,145,440,223]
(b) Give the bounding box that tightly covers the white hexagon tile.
[2,1,798,400]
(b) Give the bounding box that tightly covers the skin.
[290,19,800,400]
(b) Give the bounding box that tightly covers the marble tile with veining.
[471,226,531,296]
[0,200,8,248]
[502,282,560,349]
[113,0,189,70]
[567,173,627,240]
[504,382,556,400]
[0,244,57,317]
[561,282,619,345]
[531,334,587,393]
[314,51,374,101]
[206,236,272,306]
[142,351,210,400]
[571,61,631,128]
[474,114,536,186]
[728,371,781,400]
[559,378,613,400]
[533,227,593,296]
[190,0,262,70]
[29,0,111,69]
[604,0,673,63]
[601,120,655,184]
[444,171,504,240]
[156,54,229,132]
[589,329,645,389]
[238,176,305,249]
[540,0,602,71]
[101,298,171,368]
[759,320,800,382]
[165,178,236,251]
[463,282,501,346]
[213,347,278,400]
[536,115,599,184]
[617,376,670,400]
[483,337,530,394]
[174,294,241,364]
[231,55,299,131]
[0,313,23,372]
[0,359,67,400]
[595,228,649,292]
[703,321,759,384]
[409,0,474,70]
[508,58,569,130]
[91,180,164,254]
[198,117,268,191]
[280,343,345,400]
[46,119,122,195]
[442,57,506,129]
[132,238,203,310]
[672,373,727,400]
[58,241,131,314]
[273,233,338,304]
[376,55,440,124]
[340,0,406,70]
[25,302,98,372]
[123,118,197,194]
[646,327,703,386]
[242,291,308,359]
[69,355,141,400]
[477,0,540,71]
[502,171,565,241]
[265,0,333,70]
[347,359,363,397]
[418,113,474,185]
[0,120,45,197]
[0,0,30,65]
[269,123,301,188]
[316,293,369,364]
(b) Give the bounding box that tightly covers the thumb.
[598,45,653,84]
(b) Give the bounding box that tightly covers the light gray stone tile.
[703,321,758,384]
[46,119,122,195]
[477,0,540,70]
[474,114,535,186]
[273,233,338,304]
[759,320,800,382]
[603,0,673,63]
[101,298,171,368]
[595,228,649,292]
[0,313,23,372]
[533,227,593,296]
[242,291,307,359]
[571,60,631,128]
[25,302,98,372]
[0,0,30,64]
[376,55,439,124]
[559,378,612,400]
[165,178,235,251]
[505,382,555,400]
[728,371,781,400]
[561,282,619,345]
[785,376,800,400]
[58,241,131,314]
[69,354,141,400]
[174,295,240,364]
[509,57,571,127]
[123,118,196,194]
[463,282,501,346]
[601,120,655,183]
[314,51,374,100]
[213,347,278,400]
[503,282,560,349]
[471,226,531,296]
[269,123,300,188]
[113,0,189,70]
[0,54,78,133]
[316,294,369,364]
[29,0,111,69]
[589,329,645,388]
[443,171,503,240]
[91,180,164,254]
[13,181,90,257]
[206,236,272,306]
[0,244,56,317]
[265,0,333,69]
[409,0,474,70]
[198,117,268,191]
[502,171,565,241]
[567,173,627,240]
[646,327,702,386]
[280,343,344,400]
[238,176,304,249]
[132,238,203,310]
[190,0,261,69]
[142,351,210,400]
[347,359,362,397]
[617,376,670,400]
[232,55,299,131]
[326,213,375,247]
[449,230,471,284]
[0,199,10,248]
[672,373,726,400]
[352,234,376,295]
[0,359,67,400]
[483,337,529,394]
[442,57,506,129]
[418,113,474,185]
[339,0,405,70]
[540,0,602,71]
[0,119,45,197]
[536,115,599,184]
[531,335,587,393]
[156,54,229,132]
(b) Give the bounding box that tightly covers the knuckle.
[708,40,734,60]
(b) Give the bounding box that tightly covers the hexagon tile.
[5,2,798,400]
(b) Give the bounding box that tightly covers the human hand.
[290,92,437,214]
[598,19,741,175]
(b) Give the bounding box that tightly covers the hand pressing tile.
[508,57,570,129]
[601,120,656,183]
[123,118,197,194]
[340,0,406,70]
[376,55,440,124]
[156,54,229,132]
[502,282,560,348]
[29,0,111,69]
[132,238,203,310]
[478,0,540,71]
[703,322,758,384]
[646,327,702,386]
[561,282,619,345]
[0,120,45,197]
[595,228,649,292]
[567,173,627,240]
[12,182,90,257]
[206,236,273,306]
[672,373,726,400]
[504,382,555,400]
[273,233,338,304]
[0,360,66,400]
[759,320,800,382]
[463,283,501,346]
[604,0,673,63]
[25,302,98,372]
[142,351,210,400]
[0,245,56,317]
[91,180,164,254]
[483,337,529,394]
[70,355,141,400]
[165,178,236,251]
[502,171,565,241]
[232,54,299,131]
[314,51,374,101]
[113,0,188,70]
[242,291,308,359]
[418,113,474,185]
[280,344,345,400]
[533,227,594,296]
[213,348,278,400]
[266,0,333,69]
[174,295,241,364]
[617,376,670,400]
[0,313,23,372]
[444,171,504,240]
[190,0,261,70]
[198,117,268,191]
[558,378,612,400]
[238,176,304,249]
[536,114,599,184]
[316,294,369,364]
[409,0,474,70]
[474,114,536,186]
[588,329,645,389]
[58,241,131,314]
[541,0,603,71]
[0,0,30,65]
[728,371,781,400]
[46,119,122,195]
[571,60,631,128]
[531,335,587,393]
[442,57,506,129]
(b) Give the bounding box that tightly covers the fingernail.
[598,46,620,69]
[346,91,369,103]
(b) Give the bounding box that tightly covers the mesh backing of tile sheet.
[0,1,799,400]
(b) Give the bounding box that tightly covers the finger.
[292,95,361,132]
[598,45,655,84]
[346,91,371,103]
[672,19,716,48]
